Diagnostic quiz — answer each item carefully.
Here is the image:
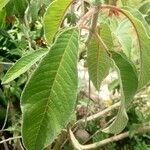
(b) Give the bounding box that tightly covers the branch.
[91,5,100,31]
[69,128,82,150]
[0,136,22,144]
[0,62,14,65]
[1,102,10,131]
[76,102,120,125]
[1,136,9,150]
[77,7,98,27]
[69,126,150,150]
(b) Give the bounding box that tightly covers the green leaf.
[139,1,150,14]
[124,7,150,37]
[28,0,50,22]
[120,9,150,89]
[2,49,48,84]
[115,20,133,58]
[5,0,15,16]
[0,29,11,38]
[87,24,113,90]
[0,0,9,10]
[0,9,6,27]
[43,0,72,43]
[102,51,138,134]
[92,0,105,5]
[21,28,79,150]
[13,0,28,17]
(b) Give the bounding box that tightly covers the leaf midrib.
[96,42,100,89]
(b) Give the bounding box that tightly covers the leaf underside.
[21,28,79,150]
[102,51,138,134]
[87,24,113,90]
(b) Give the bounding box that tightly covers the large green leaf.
[87,24,113,90]
[43,0,72,43]
[0,0,9,10]
[21,28,79,150]
[2,49,48,84]
[102,51,138,134]
[121,9,150,89]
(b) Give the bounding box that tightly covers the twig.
[81,0,85,17]
[79,5,101,127]
[85,5,100,45]
[0,102,10,150]
[83,128,101,144]
[94,31,112,57]
[105,116,116,126]
[91,6,100,32]
[83,117,116,144]
[1,136,9,150]
[76,102,120,125]
[77,7,97,27]
[1,102,10,131]
[69,128,82,150]
[69,126,150,150]
[60,126,78,149]
[0,62,14,65]
[0,136,22,144]
[9,101,22,150]
[84,79,91,127]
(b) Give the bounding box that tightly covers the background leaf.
[2,49,48,84]
[87,24,113,90]
[124,7,150,37]
[21,28,79,150]
[43,0,72,43]
[114,20,133,58]
[13,0,28,17]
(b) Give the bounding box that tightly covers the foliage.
[0,0,150,150]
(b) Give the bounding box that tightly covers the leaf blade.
[2,49,48,84]
[102,51,138,134]
[43,0,72,43]
[0,0,9,10]
[87,24,113,90]
[21,28,79,150]
[121,9,150,89]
